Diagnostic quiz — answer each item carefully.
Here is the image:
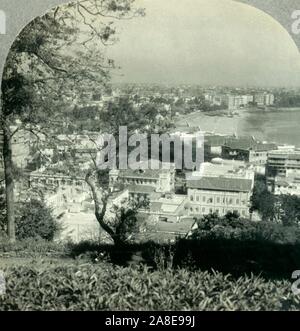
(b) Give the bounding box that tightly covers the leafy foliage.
[251,174,300,225]
[280,195,300,226]
[191,212,300,244]
[0,0,144,242]
[0,262,299,311]
[99,197,150,246]
[0,237,67,258]
[15,199,60,241]
[251,175,277,221]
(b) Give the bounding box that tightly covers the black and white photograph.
[0,0,300,313]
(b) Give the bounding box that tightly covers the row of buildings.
[205,92,275,110]
[107,133,300,231]
[3,118,300,243]
[204,134,277,172]
[204,132,300,196]
[18,128,300,241]
[108,157,255,224]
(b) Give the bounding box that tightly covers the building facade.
[266,149,300,194]
[253,93,274,106]
[186,176,253,218]
[109,166,176,199]
[222,138,277,165]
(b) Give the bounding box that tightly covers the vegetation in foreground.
[1,211,300,279]
[0,259,299,311]
[1,201,300,311]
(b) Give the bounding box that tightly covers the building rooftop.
[118,160,174,180]
[169,126,202,134]
[223,137,277,152]
[223,136,256,150]
[186,161,254,183]
[187,176,253,192]
[202,162,248,176]
[127,185,156,194]
[150,217,194,234]
[275,175,300,186]
[151,195,187,215]
[30,172,85,180]
[119,169,162,179]
[253,143,278,152]
[268,150,300,160]
[204,135,232,147]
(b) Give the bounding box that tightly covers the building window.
[217,197,220,203]
[203,197,206,202]
[236,199,240,205]
[196,196,199,202]
[190,196,194,201]
[202,207,205,213]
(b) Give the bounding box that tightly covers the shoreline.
[174,107,300,147]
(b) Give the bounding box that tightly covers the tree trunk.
[2,123,15,242]
[85,171,116,242]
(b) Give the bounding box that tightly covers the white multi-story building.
[266,149,300,194]
[266,149,300,178]
[253,93,274,106]
[109,161,176,200]
[227,95,253,110]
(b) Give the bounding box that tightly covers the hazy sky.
[106,0,300,87]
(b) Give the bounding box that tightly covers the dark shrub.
[16,199,60,241]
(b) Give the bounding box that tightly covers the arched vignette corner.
[0,0,70,94]
[0,10,6,35]
[237,0,300,52]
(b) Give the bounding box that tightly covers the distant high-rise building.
[224,94,254,110]
[253,92,274,106]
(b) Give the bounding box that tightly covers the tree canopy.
[0,0,145,242]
